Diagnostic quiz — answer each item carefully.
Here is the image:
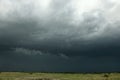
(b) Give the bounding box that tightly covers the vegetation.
[0,72,120,80]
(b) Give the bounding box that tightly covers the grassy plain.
[0,72,120,80]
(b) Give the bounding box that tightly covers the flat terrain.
[0,72,120,80]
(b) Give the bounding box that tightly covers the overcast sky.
[0,0,120,72]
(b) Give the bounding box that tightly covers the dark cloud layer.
[0,53,120,72]
[0,0,120,72]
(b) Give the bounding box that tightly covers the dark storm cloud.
[0,0,120,72]
[0,0,120,56]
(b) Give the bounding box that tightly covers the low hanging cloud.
[0,0,120,57]
[13,48,43,55]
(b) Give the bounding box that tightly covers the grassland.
[0,72,120,80]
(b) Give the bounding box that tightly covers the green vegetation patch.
[0,72,120,80]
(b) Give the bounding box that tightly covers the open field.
[0,72,120,80]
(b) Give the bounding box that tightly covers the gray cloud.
[0,0,120,72]
[0,0,120,55]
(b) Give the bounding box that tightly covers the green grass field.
[0,72,120,80]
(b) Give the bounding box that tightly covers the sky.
[0,0,120,72]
